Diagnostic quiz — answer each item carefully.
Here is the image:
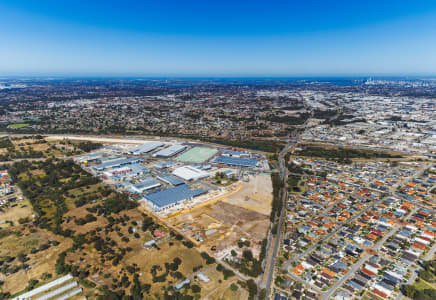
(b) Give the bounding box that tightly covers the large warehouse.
[143,184,208,211]
[157,173,185,186]
[172,166,209,181]
[222,150,251,158]
[130,177,161,193]
[93,157,142,172]
[214,156,258,167]
[126,142,163,155]
[154,144,187,158]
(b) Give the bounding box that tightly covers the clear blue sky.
[1,0,436,76]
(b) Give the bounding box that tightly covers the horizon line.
[2,74,436,79]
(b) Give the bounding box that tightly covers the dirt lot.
[223,174,272,215]
[0,199,32,225]
[168,174,272,258]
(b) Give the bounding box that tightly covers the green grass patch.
[7,123,30,129]
[414,279,433,291]
[176,146,218,163]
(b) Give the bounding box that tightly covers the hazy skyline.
[1,0,436,76]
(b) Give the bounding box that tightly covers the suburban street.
[322,206,419,300]
[277,158,433,300]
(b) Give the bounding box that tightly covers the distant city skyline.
[1,0,436,76]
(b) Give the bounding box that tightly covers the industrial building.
[153,144,187,158]
[157,173,185,186]
[93,157,142,172]
[222,150,251,158]
[76,153,102,164]
[103,164,149,182]
[12,274,80,300]
[143,184,208,211]
[172,166,210,181]
[131,177,161,193]
[125,141,163,155]
[214,156,258,167]
[154,161,176,170]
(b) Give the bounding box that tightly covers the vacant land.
[223,174,272,215]
[168,174,272,259]
[0,224,72,295]
[0,159,244,299]
[0,136,101,162]
[0,199,32,225]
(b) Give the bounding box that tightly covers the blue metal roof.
[214,156,258,167]
[133,177,161,191]
[157,173,185,186]
[154,161,176,170]
[93,157,142,171]
[144,184,208,209]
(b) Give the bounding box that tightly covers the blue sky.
[1,0,436,76]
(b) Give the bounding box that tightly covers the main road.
[258,130,300,298]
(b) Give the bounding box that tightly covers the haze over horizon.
[1,0,436,76]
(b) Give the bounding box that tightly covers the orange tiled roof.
[323,268,337,277]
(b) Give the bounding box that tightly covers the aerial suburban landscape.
[1,1,436,300]
[0,77,434,300]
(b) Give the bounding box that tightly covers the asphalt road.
[259,128,304,298]
[259,138,295,294]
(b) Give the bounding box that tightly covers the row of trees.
[297,146,402,161]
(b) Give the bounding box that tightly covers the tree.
[130,274,142,300]
[243,250,253,261]
[259,288,267,300]
[246,279,258,299]
[230,283,238,291]
[191,284,201,293]
[403,285,416,298]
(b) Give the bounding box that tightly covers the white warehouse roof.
[172,166,209,181]
[126,141,163,155]
[154,144,187,157]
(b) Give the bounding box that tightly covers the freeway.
[259,137,295,295]
[298,139,427,157]
[259,126,305,298]
[259,114,314,298]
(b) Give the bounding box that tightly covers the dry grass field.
[0,225,72,295]
[0,199,32,224]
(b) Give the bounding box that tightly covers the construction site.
[166,173,273,260]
